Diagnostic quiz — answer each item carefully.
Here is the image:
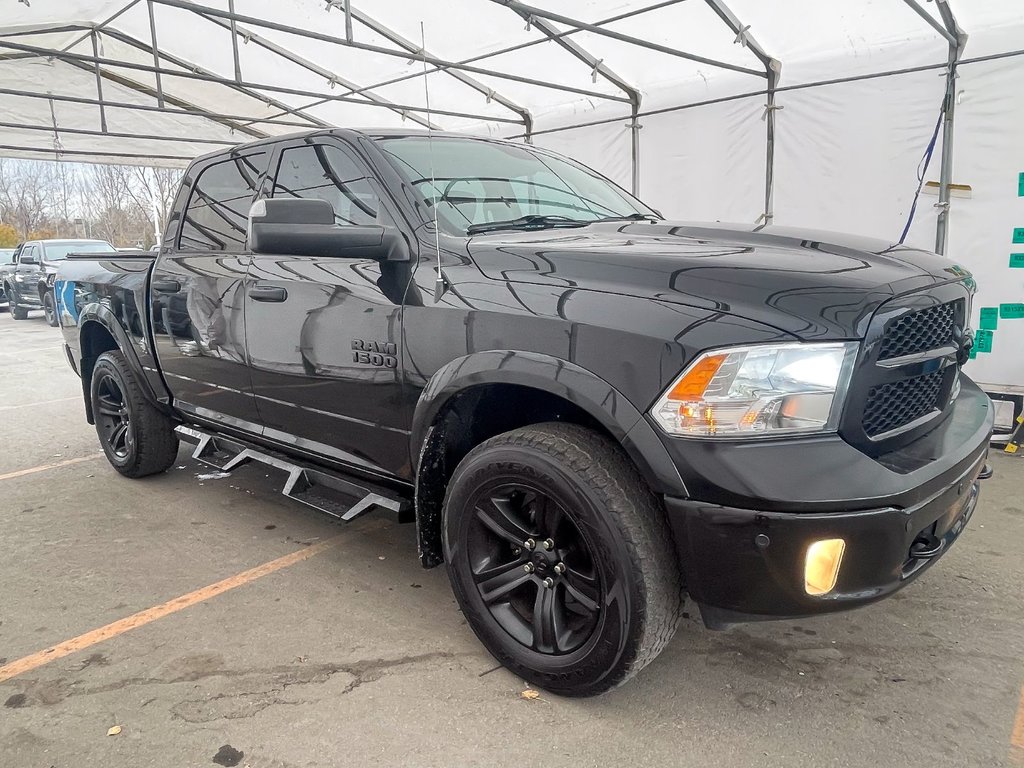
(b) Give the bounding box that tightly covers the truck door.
[150,150,269,432]
[14,243,42,306]
[245,138,412,480]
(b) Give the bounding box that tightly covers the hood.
[467,221,972,339]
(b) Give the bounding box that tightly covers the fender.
[77,303,167,424]
[409,350,686,497]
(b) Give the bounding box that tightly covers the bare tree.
[0,159,53,238]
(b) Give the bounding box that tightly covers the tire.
[43,290,58,327]
[9,289,28,320]
[443,422,683,696]
[90,350,179,478]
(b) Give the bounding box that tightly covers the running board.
[174,425,412,523]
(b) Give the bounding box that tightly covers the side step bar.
[174,425,412,523]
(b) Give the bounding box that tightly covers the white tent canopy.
[0,1,1017,162]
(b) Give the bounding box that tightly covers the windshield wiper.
[466,214,590,235]
[592,213,659,223]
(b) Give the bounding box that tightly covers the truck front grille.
[862,370,944,438]
[877,301,957,360]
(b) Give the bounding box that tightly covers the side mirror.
[248,198,408,261]
[20,253,37,265]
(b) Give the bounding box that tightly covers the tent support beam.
[60,0,141,52]
[0,86,319,130]
[0,39,520,126]
[193,11,441,130]
[146,0,164,108]
[90,30,108,133]
[228,0,242,82]
[496,2,640,187]
[150,0,628,105]
[492,0,767,79]
[702,0,780,224]
[346,7,532,137]
[99,28,329,130]
[901,0,958,47]
[933,0,967,255]
[1,120,236,146]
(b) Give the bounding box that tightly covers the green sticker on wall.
[975,329,994,353]
[969,345,977,359]
[1014,228,1024,244]
[979,307,999,329]
[1011,253,1024,268]
[1000,303,1024,319]
[1019,172,1024,197]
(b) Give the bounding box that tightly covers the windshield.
[42,241,117,260]
[375,136,656,235]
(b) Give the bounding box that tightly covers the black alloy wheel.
[443,422,683,696]
[94,370,133,460]
[466,484,602,655]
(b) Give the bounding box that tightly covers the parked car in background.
[6,239,116,324]
[0,247,16,311]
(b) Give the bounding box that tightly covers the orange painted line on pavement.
[0,396,79,411]
[1011,682,1024,764]
[0,534,345,684]
[0,454,103,482]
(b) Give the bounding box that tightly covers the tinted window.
[21,245,38,263]
[376,136,654,235]
[42,241,116,260]
[179,152,267,251]
[272,144,381,226]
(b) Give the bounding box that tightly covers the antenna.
[420,21,446,302]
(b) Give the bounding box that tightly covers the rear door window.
[178,152,268,251]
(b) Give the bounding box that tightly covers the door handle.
[152,279,181,293]
[249,285,288,303]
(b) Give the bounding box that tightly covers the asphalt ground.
[1,308,1023,768]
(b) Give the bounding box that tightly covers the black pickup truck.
[56,129,993,696]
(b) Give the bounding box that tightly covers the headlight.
[651,342,858,438]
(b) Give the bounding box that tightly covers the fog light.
[804,538,845,596]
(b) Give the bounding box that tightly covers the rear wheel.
[43,290,58,326]
[91,350,179,478]
[443,422,683,696]
[9,289,28,320]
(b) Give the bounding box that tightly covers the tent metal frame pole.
[493,0,767,79]
[703,0,780,224]
[933,0,967,255]
[146,0,164,108]
[343,0,353,43]
[227,0,242,82]
[0,143,194,162]
[97,28,326,131]
[346,8,533,134]
[901,0,958,47]
[497,3,640,185]
[0,86,317,130]
[150,0,630,104]
[1,120,236,146]
[89,29,108,133]
[249,1,679,132]
[60,0,141,52]
[192,12,441,130]
[0,39,522,126]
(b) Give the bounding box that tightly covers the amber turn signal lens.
[665,354,727,400]
[804,538,845,596]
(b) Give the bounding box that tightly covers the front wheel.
[91,350,179,478]
[443,422,683,696]
[43,290,58,326]
[8,289,28,320]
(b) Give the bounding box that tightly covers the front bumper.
[659,378,994,628]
